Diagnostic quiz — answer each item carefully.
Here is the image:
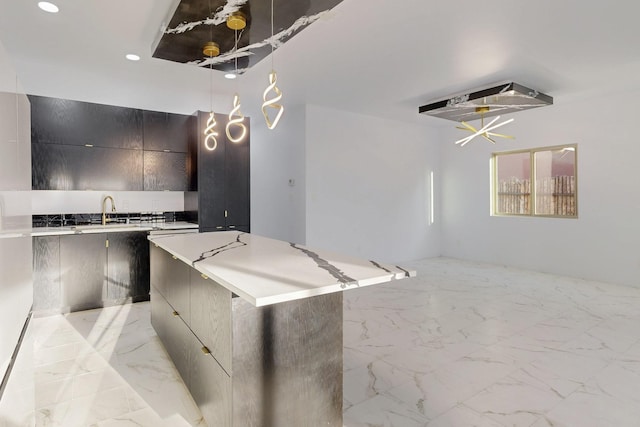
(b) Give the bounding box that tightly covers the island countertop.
[148,231,416,307]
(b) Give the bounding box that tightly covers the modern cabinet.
[33,231,150,314]
[143,150,191,191]
[29,95,143,149]
[190,269,232,372]
[29,95,197,191]
[106,231,150,302]
[196,111,250,232]
[149,243,232,427]
[32,143,143,190]
[33,235,61,313]
[142,110,193,153]
[60,233,107,312]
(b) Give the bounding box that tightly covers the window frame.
[491,144,578,218]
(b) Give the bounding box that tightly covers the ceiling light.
[125,54,140,61]
[203,41,220,151]
[38,1,59,13]
[225,28,247,143]
[261,0,284,130]
[454,106,515,146]
[224,73,237,80]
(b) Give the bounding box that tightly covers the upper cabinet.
[196,111,250,232]
[29,95,143,150]
[143,110,193,153]
[29,95,197,191]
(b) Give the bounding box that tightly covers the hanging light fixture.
[203,41,220,151]
[454,106,514,147]
[261,0,284,130]
[225,14,247,143]
[202,0,220,151]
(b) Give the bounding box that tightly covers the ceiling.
[152,0,344,73]
[0,0,639,125]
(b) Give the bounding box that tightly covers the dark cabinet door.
[224,118,250,230]
[196,111,250,233]
[33,236,61,312]
[29,95,143,149]
[32,143,143,190]
[142,110,194,153]
[60,233,107,312]
[106,232,150,302]
[197,112,227,232]
[143,150,190,191]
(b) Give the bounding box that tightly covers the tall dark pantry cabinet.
[191,111,250,233]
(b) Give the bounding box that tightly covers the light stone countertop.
[148,230,416,307]
[29,221,198,237]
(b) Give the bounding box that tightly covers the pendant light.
[225,17,247,143]
[203,0,219,151]
[203,41,220,151]
[262,0,284,129]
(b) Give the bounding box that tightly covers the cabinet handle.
[201,273,208,280]
[172,255,177,260]
[216,226,224,229]
[201,346,211,355]
[172,311,179,317]
[228,225,236,229]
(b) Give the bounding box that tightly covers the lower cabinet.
[150,283,231,427]
[107,231,150,302]
[60,233,107,312]
[188,330,232,427]
[189,269,232,372]
[33,231,150,314]
[150,243,343,427]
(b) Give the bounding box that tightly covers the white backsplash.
[31,190,185,215]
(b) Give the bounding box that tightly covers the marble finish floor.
[2,257,640,426]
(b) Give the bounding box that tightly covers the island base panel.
[232,293,343,427]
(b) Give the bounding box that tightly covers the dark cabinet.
[190,270,232,372]
[33,236,61,313]
[33,231,150,314]
[196,111,250,232]
[142,110,193,153]
[32,143,143,190]
[29,95,143,149]
[150,244,232,427]
[188,329,232,427]
[143,150,191,191]
[29,95,196,191]
[60,233,107,312]
[106,232,150,302]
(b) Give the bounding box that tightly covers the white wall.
[305,105,441,263]
[440,87,640,288]
[248,104,306,244]
[0,40,32,385]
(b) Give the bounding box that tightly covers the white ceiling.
[1,0,639,125]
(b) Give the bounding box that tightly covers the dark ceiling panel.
[153,0,343,73]
[419,82,553,122]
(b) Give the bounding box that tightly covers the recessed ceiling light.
[224,73,237,80]
[38,1,59,13]
[125,54,141,61]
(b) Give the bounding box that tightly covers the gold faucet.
[102,195,116,225]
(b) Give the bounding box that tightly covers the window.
[492,145,577,217]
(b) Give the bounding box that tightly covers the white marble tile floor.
[2,257,640,426]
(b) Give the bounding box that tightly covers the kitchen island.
[149,231,415,427]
